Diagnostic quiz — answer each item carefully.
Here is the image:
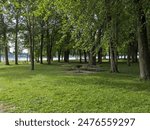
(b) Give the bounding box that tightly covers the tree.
[134,0,150,80]
[10,0,22,65]
[0,5,9,65]
[22,0,38,70]
[105,0,119,72]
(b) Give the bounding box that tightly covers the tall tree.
[40,20,44,64]
[24,1,37,70]
[134,0,150,80]
[0,12,9,65]
[105,0,119,72]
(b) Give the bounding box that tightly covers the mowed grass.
[0,62,150,113]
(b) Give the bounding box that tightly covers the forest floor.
[0,61,150,113]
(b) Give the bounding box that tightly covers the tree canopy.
[0,0,150,80]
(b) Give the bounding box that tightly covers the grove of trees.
[0,0,150,80]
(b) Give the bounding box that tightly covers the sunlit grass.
[0,62,150,112]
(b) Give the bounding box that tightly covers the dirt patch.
[0,103,16,113]
[0,104,6,113]
[67,66,106,74]
[73,70,96,74]
[66,70,99,75]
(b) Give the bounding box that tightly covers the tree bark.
[98,47,103,64]
[30,27,35,70]
[89,45,96,65]
[96,27,103,64]
[0,51,1,63]
[46,24,51,65]
[79,50,82,63]
[127,43,131,66]
[147,21,150,52]
[108,48,110,63]
[50,34,54,62]
[1,14,9,65]
[28,16,35,70]
[110,39,118,72]
[110,16,119,72]
[64,50,70,62]
[84,51,87,63]
[105,0,119,72]
[40,21,44,64]
[15,14,19,65]
[109,20,119,72]
[4,33,9,65]
[36,49,40,63]
[135,0,150,80]
[64,32,71,63]
[58,49,61,62]
[131,42,138,63]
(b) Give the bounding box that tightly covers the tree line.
[0,0,150,80]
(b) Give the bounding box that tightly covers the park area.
[0,62,150,113]
[0,0,150,113]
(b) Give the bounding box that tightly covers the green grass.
[0,62,150,113]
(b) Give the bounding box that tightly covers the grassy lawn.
[0,62,150,113]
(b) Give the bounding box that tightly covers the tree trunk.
[15,14,19,65]
[3,29,9,65]
[47,44,51,64]
[105,0,119,72]
[64,50,70,62]
[40,33,44,64]
[36,49,40,63]
[134,42,138,63]
[109,17,119,72]
[50,34,54,62]
[108,48,110,63]
[89,45,96,65]
[147,21,150,50]
[127,43,131,66]
[40,21,44,64]
[64,32,71,63]
[4,30,9,65]
[30,29,35,70]
[28,16,35,70]
[0,45,1,62]
[79,50,82,63]
[84,51,87,63]
[96,27,102,64]
[98,47,103,64]
[131,42,138,63]
[58,49,61,62]
[1,14,9,65]
[31,38,35,70]
[46,26,51,65]
[123,53,126,60]
[135,0,150,80]
[110,39,118,72]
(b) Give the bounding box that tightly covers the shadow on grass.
[0,62,149,93]
[59,73,150,93]
[0,63,64,80]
